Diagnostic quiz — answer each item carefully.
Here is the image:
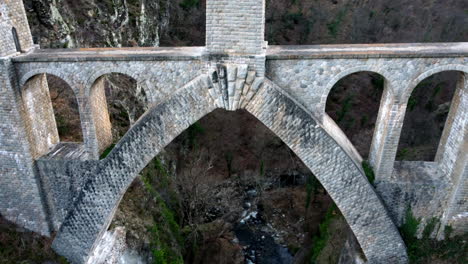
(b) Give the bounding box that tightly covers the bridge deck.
[12,46,205,62]
[38,142,88,161]
[11,43,468,62]
[267,42,468,59]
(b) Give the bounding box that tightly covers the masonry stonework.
[22,74,60,159]
[206,0,266,55]
[0,59,50,236]
[0,0,467,263]
[0,0,34,56]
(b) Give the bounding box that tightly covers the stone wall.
[36,159,97,231]
[0,59,50,236]
[206,0,265,55]
[52,76,219,264]
[266,54,467,182]
[0,0,34,56]
[267,53,468,231]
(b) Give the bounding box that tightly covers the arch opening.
[325,71,386,160]
[89,73,148,157]
[396,71,463,161]
[96,108,365,263]
[21,74,83,159]
[12,27,21,52]
[53,80,407,263]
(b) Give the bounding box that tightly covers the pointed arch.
[52,77,408,263]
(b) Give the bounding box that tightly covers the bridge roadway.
[12,42,468,62]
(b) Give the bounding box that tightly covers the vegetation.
[305,174,320,209]
[225,152,234,177]
[0,218,69,264]
[371,75,385,92]
[396,148,410,160]
[399,208,468,263]
[336,95,353,123]
[100,144,116,159]
[141,169,185,264]
[56,115,71,138]
[327,8,347,38]
[179,0,200,10]
[186,122,205,150]
[308,205,338,263]
[407,95,418,111]
[362,161,375,185]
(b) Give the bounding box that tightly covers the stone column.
[80,78,113,160]
[21,74,60,159]
[369,83,405,181]
[439,72,467,233]
[77,94,98,160]
[88,78,112,157]
[435,73,467,176]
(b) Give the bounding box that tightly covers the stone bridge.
[1,0,467,263]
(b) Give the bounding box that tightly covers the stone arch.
[403,64,468,102]
[88,71,149,155]
[52,77,408,263]
[322,66,393,113]
[85,68,146,97]
[397,65,467,162]
[20,68,78,96]
[323,68,393,160]
[21,73,84,158]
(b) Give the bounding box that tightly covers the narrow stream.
[234,187,294,264]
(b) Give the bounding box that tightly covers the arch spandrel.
[52,75,408,264]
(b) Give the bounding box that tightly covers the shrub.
[399,208,468,263]
[362,161,375,185]
[327,9,347,38]
[100,144,116,159]
[408,96,418,111]
[179,0,199,10]
[309,205,337,263]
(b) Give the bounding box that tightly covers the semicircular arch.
[403,64,468,102]
[86,68,147,97]
[322,66,392,112]
[20,69,78,97]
